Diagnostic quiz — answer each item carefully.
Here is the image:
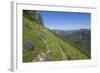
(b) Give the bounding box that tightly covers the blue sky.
[39,11,91,30]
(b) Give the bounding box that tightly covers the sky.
[39,11,91,30]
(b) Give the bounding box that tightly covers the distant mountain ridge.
[52,29,90,35]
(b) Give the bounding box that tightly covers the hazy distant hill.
[52,29,76,35]
[23,10,89,62]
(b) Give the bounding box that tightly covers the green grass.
[23,16,88,62]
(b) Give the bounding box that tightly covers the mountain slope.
[23,10,88,62]
[23,11,88,62]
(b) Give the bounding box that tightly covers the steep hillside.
[23,10,88,62]
[53,29,91,58]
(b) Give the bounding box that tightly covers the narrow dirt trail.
[59,47,68,60]
[55,37,68,60]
